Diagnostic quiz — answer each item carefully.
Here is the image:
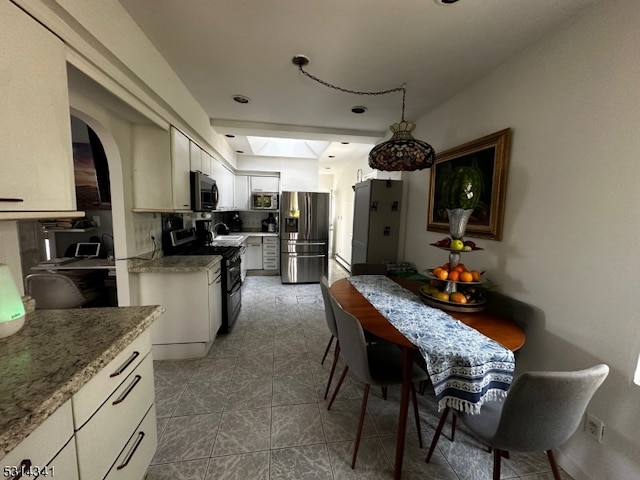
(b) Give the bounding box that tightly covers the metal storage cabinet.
[351,179,403,265]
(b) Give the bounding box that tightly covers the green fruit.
[450,239,464,250]
[462,245,472,251]
[441,166,483,210]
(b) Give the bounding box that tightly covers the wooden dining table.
[330,276,525,480]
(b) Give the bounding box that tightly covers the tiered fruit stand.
[419,207,488,312]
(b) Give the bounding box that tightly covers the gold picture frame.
[427,128,511,240]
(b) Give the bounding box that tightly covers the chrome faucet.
[212,222,228,238]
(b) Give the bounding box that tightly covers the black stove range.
[164,228,242,334]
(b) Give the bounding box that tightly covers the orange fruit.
[459,271,473,283]
[450,292,468,304]
[453,264,466,273]
[448,270,460,282]
[435,268,449,280]
[471,270,481,281]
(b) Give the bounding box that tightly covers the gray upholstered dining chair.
[25,272,100,309]
[319,276,341,399]
[328,294,430,469]
[426,364,609,480]
[350,262,387,275]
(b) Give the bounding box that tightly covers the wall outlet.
[584,413,605,443]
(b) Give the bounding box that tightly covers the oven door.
[228,279,242,326]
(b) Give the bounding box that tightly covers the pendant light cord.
[296,63,407,121]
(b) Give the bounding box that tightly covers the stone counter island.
[0,305,163,479]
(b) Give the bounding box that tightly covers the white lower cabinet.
[47,437,80,480]
[246,237,263,270]
[138,261,222,359]
[73,330,155,480]
[262,237,279,271]
[1,400,76,479]
[104,404,157,480]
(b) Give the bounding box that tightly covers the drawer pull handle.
[112,375,142,405]
[11,459,31,479]
[0,198,24,203]
[116,431,145,470]
[110,351,140,377]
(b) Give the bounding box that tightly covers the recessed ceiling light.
[351,106,367,114]
[232,95,251,104]
[225,134,236,138]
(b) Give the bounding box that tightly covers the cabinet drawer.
[73,330,151,428]
[263,244,278,254]
[263,236,278,244]
[104,404,157,480]
[1,400,73,475]
[42,436,79,480]
[76,353,155,480]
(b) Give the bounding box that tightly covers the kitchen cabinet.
[262,236,279,271]
[234,175,250,210]
[74,336,156,480]
[171,127,192,211]
[250,176,280,193]
[138,259,222,359]
[201,150,212,177]
[210,157,235,209]
[132,126,193,212]
[0,1,76,213]
[351,179,403,264]
[132,125,173,211]
[246,236,263,270]
[0,400,77,479]
[190,140,202,172]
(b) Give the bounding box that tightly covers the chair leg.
[546,450,562,480]
[410,383,423,448]
[450,413,457,441]
[320,335,334,365]
[351,384,371,469]
[327,365,349,410]
[425,407,450,462]
[493,448,502,480]
[323,342,340,399]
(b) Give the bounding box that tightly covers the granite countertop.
[0,305,163,459]
[129,254,221,273]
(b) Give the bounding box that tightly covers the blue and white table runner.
[348,275,515,414]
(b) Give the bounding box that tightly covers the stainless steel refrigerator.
[280,191,330,283]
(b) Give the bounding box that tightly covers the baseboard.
[335,253,350,272]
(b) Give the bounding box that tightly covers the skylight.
[246,136,331,159]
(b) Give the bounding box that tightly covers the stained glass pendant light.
[292,55,435,171]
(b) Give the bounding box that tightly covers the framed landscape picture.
[427,128,511,240]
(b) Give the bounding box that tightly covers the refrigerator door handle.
[284,253,326,258]
[283,241,326,246]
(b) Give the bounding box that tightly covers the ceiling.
[118,0,595,172]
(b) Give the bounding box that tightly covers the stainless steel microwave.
[191,171,218,211]
[252,192,278,210]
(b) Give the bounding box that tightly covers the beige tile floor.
[145,260,573,479]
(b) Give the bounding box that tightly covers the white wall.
[402,1,640,478]
[237,156,319,192]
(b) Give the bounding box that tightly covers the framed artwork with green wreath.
[427,128,511,240]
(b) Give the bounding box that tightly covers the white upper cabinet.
[210,157,234,209]
[170,127,192,211]
[189,140,201,172]
[0,1,75,212]
[250,176,280,193]
[200,150,212,177]
[234,175,250,210]
[132,125,172,211]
